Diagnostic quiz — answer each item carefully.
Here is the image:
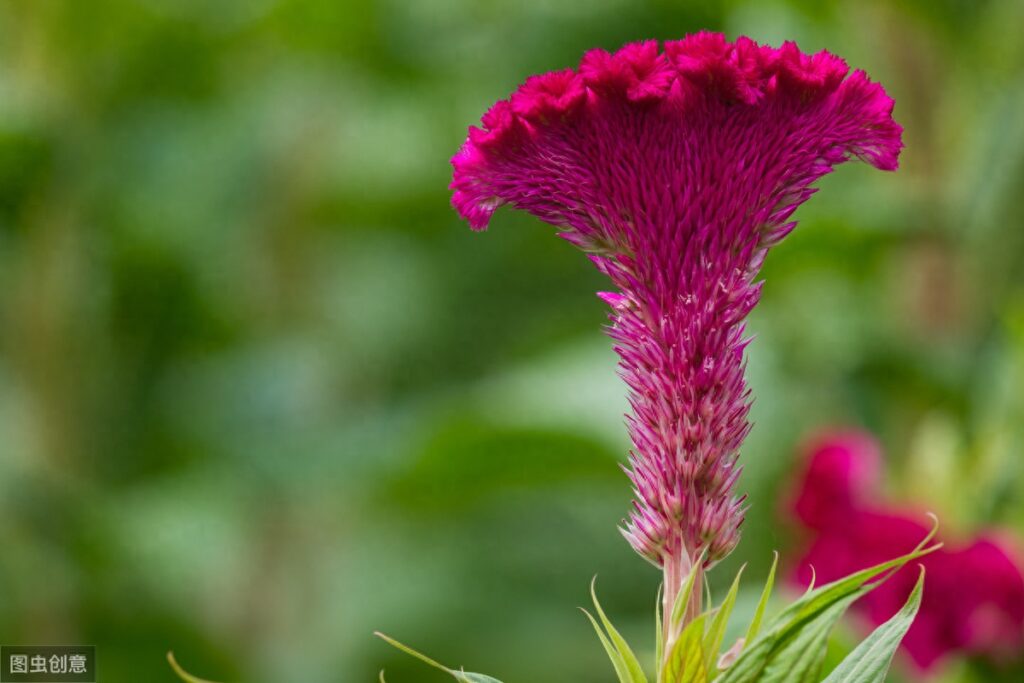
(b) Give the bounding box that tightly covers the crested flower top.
[451,33,901,242]
[450,34,902,593]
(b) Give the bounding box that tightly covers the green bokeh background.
[1,1,1023,681]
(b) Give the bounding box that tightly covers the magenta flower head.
[451,33,902,619]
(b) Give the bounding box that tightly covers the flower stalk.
[661,553,701,662]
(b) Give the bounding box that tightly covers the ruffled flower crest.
[450,33,902,570]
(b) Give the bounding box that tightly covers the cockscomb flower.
[788,431,1024,671]
[451,33,902,627]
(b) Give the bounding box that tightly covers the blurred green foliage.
[0,1,1023,681]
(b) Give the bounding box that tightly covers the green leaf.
[584,608,634,683]
[758,592,864,683]
[704,565,744,679]
[584,581,650,683]
[669,553,707,632]
[716,589,865,683]
[166,652,222,683]
[591,578,649,683]
[374,632,504,683]
[718,529,939,683]
[453,674,505,682]
[743,551,777,649]
[662,613,708,683]
[821,568,926,683]
[803,566,817,595]
[774,516,937,629]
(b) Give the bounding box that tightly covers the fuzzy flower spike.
[451,33,902,632]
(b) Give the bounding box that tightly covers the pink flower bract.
[451,34,903,573]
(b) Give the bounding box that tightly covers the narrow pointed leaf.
[822,568,925,683]
[716,590,867,683]
[167,653,222,683]
[744,552,777,649]
[452,673,505,682]
[584,608,633,683]
[718,537,938,683]
[775,547,934,627]
[758,592,864,683]
[670,554,707,631]
[374,633,503,683]
[704,565,744,677]
[803,566,817,595]
[591,578,649,682]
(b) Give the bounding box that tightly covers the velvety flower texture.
[789,431,1024,671]
[450,33,902,607]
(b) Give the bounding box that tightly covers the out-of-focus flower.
[450,33,902,634]
[791,430,882,531]
[788,431,1024,671]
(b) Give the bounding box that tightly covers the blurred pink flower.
[788,431,1024,671]
[450,33,902,629]
[790,430,882,531]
